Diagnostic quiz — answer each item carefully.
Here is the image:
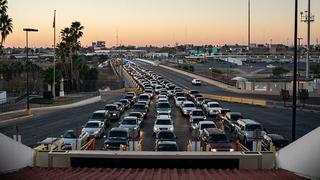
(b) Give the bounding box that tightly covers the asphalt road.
[137,62,320,140]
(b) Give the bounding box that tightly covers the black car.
[103,128,129,151]
[131,103,148,118]
[155,130,177,143]
[105,104,121,121]
[124,95,135,104]
[120,99,131,110]
[262,134,289,151]
[155,141,179,151]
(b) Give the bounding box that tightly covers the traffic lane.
[0,93,125,147]
[139,63,286,101]
[219,101,320,140]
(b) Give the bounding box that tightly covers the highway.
[137,62,320,140]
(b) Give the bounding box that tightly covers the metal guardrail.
[202,93,267,107]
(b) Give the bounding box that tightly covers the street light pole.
[292,0,298,142]
[23,28,38,115]
[248,0,251,52]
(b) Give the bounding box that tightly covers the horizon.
[6,0,320,48]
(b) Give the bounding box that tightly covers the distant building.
[92,41,106,50]
[270,44,289,55]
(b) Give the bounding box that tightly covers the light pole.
[297,37,303,92]
[248,0,251,52]
[292,0,298,142]
[23,28,38,115]
[300,0,315,78]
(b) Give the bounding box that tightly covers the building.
[92,41,106,50]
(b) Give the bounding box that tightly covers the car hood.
[119,124,138,129]
[183,107,196,111]
[208,142,232,149]
[83,128,100,133]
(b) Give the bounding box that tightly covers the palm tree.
[0,14,13,47]
[0,0,8,15]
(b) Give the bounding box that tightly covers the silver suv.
[235,119,266,145]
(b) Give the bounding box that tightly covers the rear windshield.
[208,134,228,143]
[209,104,220,108]
[85,122,99,128]
[63,132,77,138]
[192,118,204,124]
[184,103,195,107]
[105,106,117,111]
[177,97,186,101]
[157,103,170,108]
[139,95,149,100]
[91,113,105,119]
[157,144,177,151]
[109,131,127,138]
[201,124,216,130]
[122,119,137,125]
[157,132,175,139]
[192,111,204,116]
[133,104,145,109]
[156,120,172,125]
[246,124,262,131]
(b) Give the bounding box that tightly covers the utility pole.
[300,0,315,78]
[52,10,56,98]
[248,0,251,52]
[116,28,119,47]
[292,0,298,142]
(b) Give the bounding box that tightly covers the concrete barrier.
[202,93,267,107]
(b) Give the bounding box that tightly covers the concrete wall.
[277,127,320,179]
[0,91,6,104]
[0,133,34,173]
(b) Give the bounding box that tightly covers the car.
[235,119,267,145]
[192,94,203,102]
[194,97,205,107]
[192,79,202,86]
[128,112,144,126]
[200,128,234,152]
[153,115,174,134]
[155,85,163,93]
[137,100,149,109]
[174,87,183,93]
[114,102,125,113]
[155,141,179,151]
[187,90,199,100]
[119,116,141,138]
[181,101,196,116]
[81,120,105,138]
[175,96,186,107]
[89,110,110,127]
[138,93,151,106]
[119,99,131,110]
[223,112,243,132]
[262,134,289,151]
[196,121,217,139]
[156,102,171,115]
[159,89,168,97]
[157,94,168,99]
[150,80,158,88]
[124,94,135,104]
[155,130,177,143]
[131,103,148,118]
[144,89,154,99]
[174,92,185,98]
[166,84,176,97]
[201,99,213,109]
[61,130,89,150]
[103,128,129,151]
[156,111,171,118]
[189,109,206,123]
[127,92,137,102]
[105,104,121,121]
[204,102,222,117]
[190,117,206,131]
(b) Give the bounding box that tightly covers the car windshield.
[63,131,77,138]
[231,114,243,121]
[120,100,128,104]
[246,124,262,131]
[192,111,204,116]
[167,86,175,90]
[197,98,204,101]
[209,103,219,108]
[157,144,177,151]
[105,106,117,111]
[91,113,105,119]
[85,122,99,128]
[184,103,195,107]
[145,90,152,93]
[109,131,127,138]
[122,119,137,125]
[201,124,216,130]
[177,97,185,101]
[207,134,228,143]
[139,95,149,100]
[157,132,175,139]
[133,104,145,109]
[192,118,204,124]
[176,93,184,97]
[157,103,170,108]
[156,120,172,125]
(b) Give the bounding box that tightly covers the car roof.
[110,127,127,132]
[123,116,138,120]
[87,120,101,124]
[94,110,107,113]
[199,121,215,125]
[192,109,203,112]
[156,115,171,120]
[105,104,117,107]
[183,101,194,104]
[239,119,261,125]
[208,102,219,105]
[157,141,177,145]
[204,128,225,135]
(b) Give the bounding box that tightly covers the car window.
[192,111,204,116]
[246,124,262,131]
[157,132,175,139]
[157,144,177,151]
[157,103,170,108]
[184,103,195,107]
[105,106,117,111]
[209,103,220,108]
[200,124,216,130]
[85,122,99,128]
[122,119,137,125]
[91,113,105,119]
[156,120,172,125]
[207,134,228,143]
[109,131,127,138]
[63,131,77,138]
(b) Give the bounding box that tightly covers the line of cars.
[126,62,289,152]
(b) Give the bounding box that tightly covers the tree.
[0,0,12,52]
[272,67,290,78]
[41,67,62,85]
[310,64,320,78]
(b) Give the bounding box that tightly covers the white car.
[62,130,89,150]
[181,101,196,116]
[153,115,174,134]
[157,98,169,104]
[155,85,163,93]
[175,96,186,107]
[157,94,168,99]
[196,121,217,139]
[81,121,105,138]
[204,102,222,116]
[192,79,202,86]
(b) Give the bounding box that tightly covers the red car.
[200,128,234,152]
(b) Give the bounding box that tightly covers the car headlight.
[211,149,217,152]
[229,149,235,152]
[113,113,116,116]
[169,127,174,131]
[183,109,187,113]
[154,127,159,131]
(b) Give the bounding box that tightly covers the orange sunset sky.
[5,0,320,48]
